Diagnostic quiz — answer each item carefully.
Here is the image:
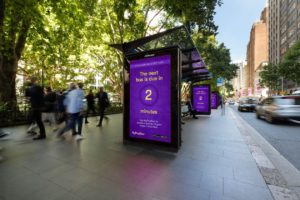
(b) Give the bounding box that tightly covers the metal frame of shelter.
[110,25,211,82]
[110,26,211,151]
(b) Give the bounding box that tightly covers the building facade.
[268,0,280,65]
[245,7,268,96]
[268,0,300,90]
[232,61,247,97]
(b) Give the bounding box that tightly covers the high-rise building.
[268,0,300,90]
[245,7,268,96]
[232,61,247,97]
[268,0,280,65]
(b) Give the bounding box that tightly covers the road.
[230,105,300,171]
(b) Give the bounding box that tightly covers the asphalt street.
[230,105,300,171]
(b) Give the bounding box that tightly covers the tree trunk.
[0,55,18,104]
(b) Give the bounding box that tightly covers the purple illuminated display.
[211,93,218,109]
[193,85,210,113]
[129,55,171,143]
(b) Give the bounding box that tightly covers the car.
[228,100,235,105]
[238,97,259,112]
[255,95,300,123]
[293,90,300,95]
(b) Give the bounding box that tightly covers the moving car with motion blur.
[238,97,259,112]
[255,95,300,123]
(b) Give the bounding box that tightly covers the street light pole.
[222,81,225,116]
[281,77,284,95]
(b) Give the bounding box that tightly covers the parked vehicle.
[238,97,259,112]
[255,95,300,123]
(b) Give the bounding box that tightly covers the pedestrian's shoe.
[96,124,102,127]
[75,135,84,141]
[85,121,89,124]
[27,130,36,135]
[33,135,46,140]
[72,131,78,136]
[193,116,198,119]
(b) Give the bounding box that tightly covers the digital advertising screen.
[129,55,171,143]
[192,85,211,115]
[211,92,218,109]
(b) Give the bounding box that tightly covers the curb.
[228,107,300,200]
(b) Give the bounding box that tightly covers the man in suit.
[25,76,46,140]
[84,89,96,124]
[96,86,109,127]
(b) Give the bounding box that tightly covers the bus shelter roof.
[110,26,211,82]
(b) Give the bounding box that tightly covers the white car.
[292,90,300,95]
[255,95,300,123]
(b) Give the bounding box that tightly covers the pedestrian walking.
[42,87,58,131]
[186,97,198,119]
[25,76,46,140]
[96,86,109,127]
[84,89,96,124]
[57,83,85,140]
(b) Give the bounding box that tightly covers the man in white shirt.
[57,83,85,140]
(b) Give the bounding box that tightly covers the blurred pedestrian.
[96,86,109,127]
[186,96,198,119]
[57,83,84,140]
[25,76,46,140]
[43,87,58,131]
[84,89,96,124]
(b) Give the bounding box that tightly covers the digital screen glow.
[129,55,171,143]
[193,85,210,113]
[211,92,218,109]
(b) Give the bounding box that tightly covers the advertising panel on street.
[123,46,181,151]
[129,55,171,143]
[211,92,218,109]
[192,85,211,115]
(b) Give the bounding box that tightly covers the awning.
[110,26,211,82]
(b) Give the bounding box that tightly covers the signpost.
[217,77,224,87]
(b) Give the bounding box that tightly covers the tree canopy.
[259,63,280,94]
[0,0,230,104]
[279,39,300,85]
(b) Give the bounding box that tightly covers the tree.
[158,0,222,33]
[259,63,280,95]
[0,0,97,104]
[193,33,238,92]
[1,0,223,104]
[279,39,300,85]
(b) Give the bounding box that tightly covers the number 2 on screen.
[145,89,152,101]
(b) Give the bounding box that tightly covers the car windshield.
[275,97,300,105]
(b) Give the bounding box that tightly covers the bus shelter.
[111,26,211,151]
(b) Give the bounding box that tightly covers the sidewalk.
[0,110,274,200]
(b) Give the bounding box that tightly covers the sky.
[214,0,267,62]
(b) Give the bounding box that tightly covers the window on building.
[289,39,296,47]
[281,35,287,44]
[288,28,296,37]
[281,24,287,34]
